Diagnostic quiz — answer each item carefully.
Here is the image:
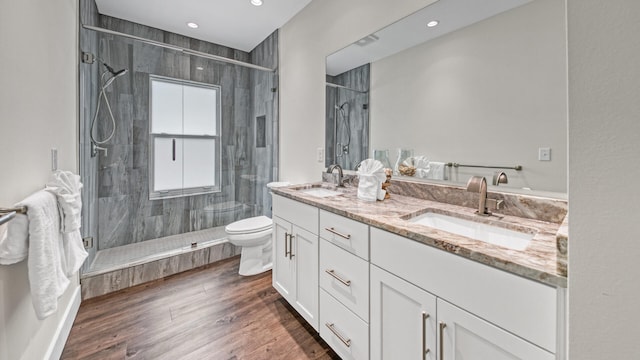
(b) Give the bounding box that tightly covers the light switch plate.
[317,147,324,162]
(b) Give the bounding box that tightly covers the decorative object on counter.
[357,159,387,201]
[393,148,413,176]
[381,168,392,199]
[398,164,416,176]
[373,149,392,169]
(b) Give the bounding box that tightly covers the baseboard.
[45,284,81,360]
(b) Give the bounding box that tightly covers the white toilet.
[225,182,290,276]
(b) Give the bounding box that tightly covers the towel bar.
[0,206,27,226]
[445,163,522,171]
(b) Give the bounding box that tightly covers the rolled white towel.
[357,159,387,201]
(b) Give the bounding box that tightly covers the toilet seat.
[225,215,272,235]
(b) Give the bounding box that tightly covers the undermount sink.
[299,187,344,198]
[408,212,533,251]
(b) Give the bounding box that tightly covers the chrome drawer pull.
[325,227,351,240]
[325,269,352,287]
[422,312,430,359]
[325,322,351,347]
[439,321,447,360]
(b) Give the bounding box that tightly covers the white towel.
[17,190,70,320]
[0,214,29,265]
[411,156,431,179]
[45,170,83,233]
[426,161,446,180]
[357,159,387,201]
[46,170,87,276]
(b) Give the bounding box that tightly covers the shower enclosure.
[325,63,370,170]
[79,0,278,277]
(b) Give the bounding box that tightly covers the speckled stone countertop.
[272,182,567,288]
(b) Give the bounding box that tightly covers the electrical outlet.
[83,237,94,249]
[538,147,551,161]
[317,147,324,162]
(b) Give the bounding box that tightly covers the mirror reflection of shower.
[85,53,128,157]
[335,100,350,158]
[325,63,370,170]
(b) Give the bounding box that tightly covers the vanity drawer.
[320,289,369,360]
[320,210,369,260]
[272,194,318,234]
[320,239,369,322]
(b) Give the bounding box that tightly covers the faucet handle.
[485,198,503,211]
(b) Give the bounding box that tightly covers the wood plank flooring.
[62,256,340,360]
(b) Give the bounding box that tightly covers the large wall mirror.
[325,0,567,197]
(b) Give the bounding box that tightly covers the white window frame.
[149,75,222,200]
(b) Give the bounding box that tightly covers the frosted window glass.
[153,138,183,191]
[183,86,217,135]
[151,80,183,134]
[183,139,216,189]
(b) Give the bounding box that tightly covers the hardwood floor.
[62,256,340,360]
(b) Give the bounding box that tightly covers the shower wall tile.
[81,267,132,299]
[82,243,239,299]
[98,195,133,249]
[86,14,278,252]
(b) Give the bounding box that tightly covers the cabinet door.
[272,216,295,303]
[370,265,437,360]
[437,299,555,360]
[292,225,319,330]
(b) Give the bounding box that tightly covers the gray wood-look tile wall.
[325,64,370,170]
[79,0,278,269]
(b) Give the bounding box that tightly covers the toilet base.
[237,241,273,276]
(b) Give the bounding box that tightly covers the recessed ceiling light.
[251,0,263,6]
[186,22,199,29]
[427,20,439,28]
[196,66,204,71]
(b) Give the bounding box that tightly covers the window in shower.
[149,75,222,200]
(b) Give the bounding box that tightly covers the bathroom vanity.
[271,182,567,360]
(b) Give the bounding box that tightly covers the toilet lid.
[225,215,273,234]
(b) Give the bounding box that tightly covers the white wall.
[279,0,438,184]
[0,0,80,359]
[371,0,567,192]
[567,0,640,358]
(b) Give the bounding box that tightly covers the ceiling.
[326,0,532,76]
[94,0,312,52]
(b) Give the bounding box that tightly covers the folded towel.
[426,161,446,180]
[411,156,431,179]
[18,190,70,319]
[45,170,87,275]
[0,214,29,265]
[357,159,387,201]
[45,170,83,233]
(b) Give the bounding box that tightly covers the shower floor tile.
[86,226,228,276]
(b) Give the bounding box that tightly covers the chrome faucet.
[466,176,503,216]
[326,164,344,187]
[492,171,508,186]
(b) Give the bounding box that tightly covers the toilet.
[225,182,290,276]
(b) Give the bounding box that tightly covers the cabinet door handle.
[325,227,351,240]
[284,232,289,257]
[439,321,447,360]
[289,234,295,259]
[172,138,176,161]
[325,269,351,287]
[325,323,351,348]
[422,312,430,359]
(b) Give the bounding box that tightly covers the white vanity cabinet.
[319,210,370,360]
[370,227,561,360]
[437,298,554,360]
[370,265,437,360]
[272,195,319,330]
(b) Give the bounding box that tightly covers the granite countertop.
[272,182,567,288]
